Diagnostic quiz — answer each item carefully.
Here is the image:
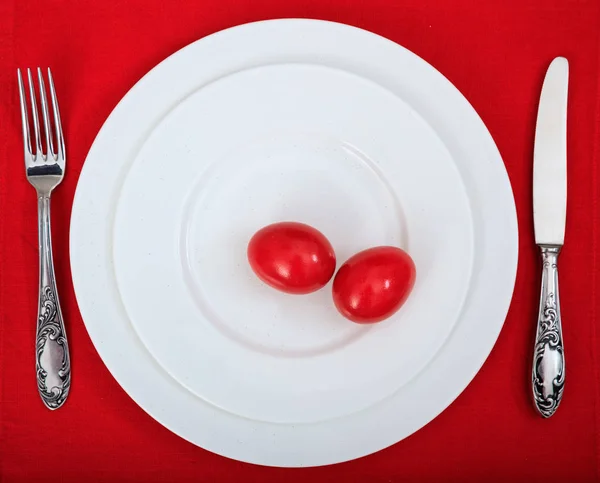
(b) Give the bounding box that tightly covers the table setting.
[1,1,599,481]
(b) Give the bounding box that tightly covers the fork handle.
[532,245,565,418]
[36,194,71,409]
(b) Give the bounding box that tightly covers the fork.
[18,68,71,410]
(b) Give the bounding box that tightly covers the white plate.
[71,19,518,466]
[113,63,474,424]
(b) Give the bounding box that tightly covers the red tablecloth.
[1,1,599,481]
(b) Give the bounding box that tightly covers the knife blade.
[533,57,568,245]
[531,57,568,418]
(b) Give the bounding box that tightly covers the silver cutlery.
[532,57,568,418]
[18,68,71,410]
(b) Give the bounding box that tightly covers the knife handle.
[532,245,565,417]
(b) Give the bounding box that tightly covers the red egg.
[247,222,336,294]
[332,246,416,324]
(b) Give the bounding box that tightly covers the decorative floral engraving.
[532,292,564,418]
[36,286,70,409]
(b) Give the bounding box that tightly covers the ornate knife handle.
[532,245,565,418]
[36,195,71,409]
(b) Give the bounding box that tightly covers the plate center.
[181,133,406,356]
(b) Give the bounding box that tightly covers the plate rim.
[70,18,518,467]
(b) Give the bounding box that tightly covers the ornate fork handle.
[532,245,565,418]
[36,194,71,409]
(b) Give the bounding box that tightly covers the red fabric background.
[1,1,599,481]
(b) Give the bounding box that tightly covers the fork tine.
[17,69,32,157]
[37,68,54,158]
[47,69,65,161]
[27,68,43,158]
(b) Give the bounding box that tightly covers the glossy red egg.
[332,246,416,324]
[247,222,336,294]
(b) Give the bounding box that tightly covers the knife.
[532,57,568,418]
